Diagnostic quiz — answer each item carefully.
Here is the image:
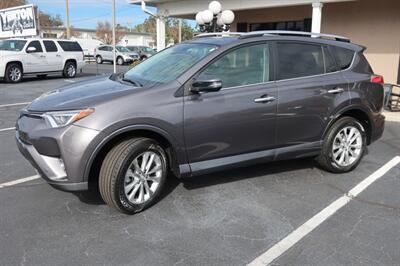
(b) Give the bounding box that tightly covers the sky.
[28,0,194,29]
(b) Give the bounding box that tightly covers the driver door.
[183,43,277,173]
[23,40,47,73]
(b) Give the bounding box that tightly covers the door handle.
[56,54,61,57]
[254,96,276,103]
[39,55,46,58]
[327,88,344,94]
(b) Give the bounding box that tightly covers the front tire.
[5,63,23,83]
[317,117,366,173]
[63,61,77,78]
[117,56,124,65]
[99,138,168,214]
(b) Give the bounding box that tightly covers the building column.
[311,2,323,33]
[156,17,166,51]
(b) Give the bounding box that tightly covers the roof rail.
[194,32,244,38]
[239,30,350,42]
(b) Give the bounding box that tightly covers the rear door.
[43,40,63,71]
[23,40,47,73]
[184,42,278,172]
[274,41,349,156]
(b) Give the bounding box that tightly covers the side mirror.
[26,46,36,53]
[191,77,222,93]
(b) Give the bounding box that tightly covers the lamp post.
[195,1,235,33]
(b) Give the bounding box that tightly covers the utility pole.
[65,0,70,39]
[178,19,182,43]
[112,0,116,73]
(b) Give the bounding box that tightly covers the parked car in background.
[126,45,156,60]
[94,45,140,65]
[16,31,385,214]
[72,38,103,59]
[0,38,85,83]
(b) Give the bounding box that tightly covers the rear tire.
[99,138,168,214]
[63,61,76,78]
[96,55,103,64]
[317,117,366,173]
[5,63,23,83]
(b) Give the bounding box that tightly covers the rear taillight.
[371,75,384,84]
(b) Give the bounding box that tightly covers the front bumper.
[15,114,102,192]
[16,134,88,191]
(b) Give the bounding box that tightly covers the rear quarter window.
[277,42,324,80]
[330,46,355,70]
[57,41,83,52]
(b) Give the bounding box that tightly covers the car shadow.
[75,157,317,206]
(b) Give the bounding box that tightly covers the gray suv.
[16,31,385,214]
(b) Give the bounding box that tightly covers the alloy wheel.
[124,151,163,204]
[332,126,363,167]
[67,64,76,77]
[9,67,22,82]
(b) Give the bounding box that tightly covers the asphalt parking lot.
[0,64,399,266]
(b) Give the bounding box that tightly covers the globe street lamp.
[195,1,235,33]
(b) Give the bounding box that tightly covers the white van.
[0,38,86,83]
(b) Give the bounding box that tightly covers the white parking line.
[0,102,30,108]
[64,79,75,83]
[248,156,400,266]
[0,175,40,189]
[0,127,15,133]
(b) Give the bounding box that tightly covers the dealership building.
[134,0,400,84]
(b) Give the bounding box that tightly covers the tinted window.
[125,43,217,85]
[277,42,324,80]
[331,46,354,70]
[43,41,58,52]
[323,46,338,73]
[98,46,106,51]
[26,41,43,53]
[200,44,270,88]
[57,41,83,52]
[0,40,26,51]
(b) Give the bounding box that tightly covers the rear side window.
[330,46,354,70]
[43,41,58,52]
[200,43,271,88]
[277,42,324,80]
[26,41,43,53]
[323,46,338,73]
[57,41,83,52]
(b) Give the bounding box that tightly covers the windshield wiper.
[121,74,143,87]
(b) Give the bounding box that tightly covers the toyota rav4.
[16,31,385,214]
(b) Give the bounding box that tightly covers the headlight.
[42,108,94,128]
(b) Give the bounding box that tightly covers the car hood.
[0,50,19,56]
[27,76,140,112]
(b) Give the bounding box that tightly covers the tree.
[133,17,194,45]
[166,18,194,43]
[0,0,26,9]
[96,21,124,44]
[39,12,63,27]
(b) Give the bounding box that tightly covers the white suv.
[0,38,86,83]
[94,45,140,65]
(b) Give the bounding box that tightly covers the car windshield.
[142,47,155,53]
[116,46,131,53]
[124,43,217,85]
[0,40,27,51]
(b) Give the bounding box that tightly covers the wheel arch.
[5,61,24,73]
[324,106,373,144]
[64,58,77,68]
[84,125,181,187]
